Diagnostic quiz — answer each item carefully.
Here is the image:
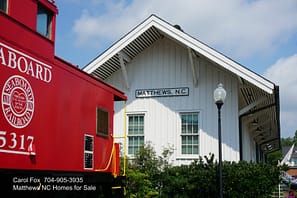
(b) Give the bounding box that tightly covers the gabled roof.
[281,144,297,166]
[83,14,280,153]
[83,14,275,94]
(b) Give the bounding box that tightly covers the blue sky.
[54,0,297,138]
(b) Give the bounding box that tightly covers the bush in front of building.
[123,144,282,198]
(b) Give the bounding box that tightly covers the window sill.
[176,155,200,160]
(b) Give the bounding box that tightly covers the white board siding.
[241,118,257,161]
[109,37,240,164]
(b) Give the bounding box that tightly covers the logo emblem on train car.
[2,75,34,128]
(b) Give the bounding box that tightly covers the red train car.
[0,0,126,197]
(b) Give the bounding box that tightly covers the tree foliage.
[266,150,282,165]
[281,130,297,146]
[267,129,297,165]
[124,144,282,198]
[125,144,160,198]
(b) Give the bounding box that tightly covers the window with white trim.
[128,114,144,155]
[84,134,94,169]
[181,112,199,154]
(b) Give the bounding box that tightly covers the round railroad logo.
[2,75,34,128]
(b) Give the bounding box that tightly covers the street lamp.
[213,83,226,198]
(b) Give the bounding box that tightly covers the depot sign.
[135,87,189,98]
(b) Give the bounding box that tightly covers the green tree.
[266,150,282,165]
[125,168,157,198]
[125,143,161,197]
[124,144,282,198]
[161,154,282,198]
[282,137,294,147]
[293,130,297,143]
[281,130,297,147]
[223,161,281,197]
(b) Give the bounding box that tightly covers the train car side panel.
[0,40,118,172]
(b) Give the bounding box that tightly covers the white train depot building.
[84,15,280,165]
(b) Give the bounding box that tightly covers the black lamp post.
[213,83,226,198]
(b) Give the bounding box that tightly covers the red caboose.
[0,0,126,197]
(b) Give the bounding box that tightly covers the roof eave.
[83,14,275,94]
[149,16,275,94]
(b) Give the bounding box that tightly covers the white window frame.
[177,111,201,160]
[127,113,145,156]
[84,134,94,170]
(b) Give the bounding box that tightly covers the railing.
[271,183,287,198]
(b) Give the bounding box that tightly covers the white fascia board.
[84,15,275,94]
[83,16,156,74]
[151,17,275,94]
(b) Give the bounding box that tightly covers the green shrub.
[124,145,282,198]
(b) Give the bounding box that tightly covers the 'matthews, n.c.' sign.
[135,87,189,98]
